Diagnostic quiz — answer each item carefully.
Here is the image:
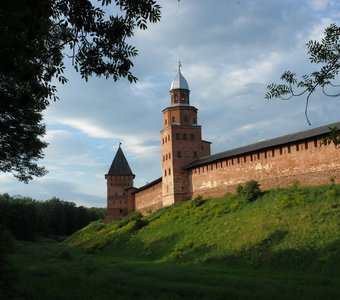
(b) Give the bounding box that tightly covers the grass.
[4,184,340,299]
[7,241,340,300]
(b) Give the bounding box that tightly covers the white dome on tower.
[170,62,189,91]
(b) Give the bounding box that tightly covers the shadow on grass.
[205,229,340,274]
[6,237,340,300]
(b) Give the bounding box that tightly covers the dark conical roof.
[106,146,134,176]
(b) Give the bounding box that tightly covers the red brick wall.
[104,175,134,222]
[130,136,339,216]
[135,180,163,215]
[189,137,340,198]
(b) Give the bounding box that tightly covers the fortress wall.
[135,180,163,215]
[189,137,340,198]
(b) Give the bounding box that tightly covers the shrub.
[169,240,195,260]
[237,180,262,202]
[92,221,105,232]
[236,184,244,195]
[118,211,143,228]
[324,177,337,198]
[290,179,300,190]
[192,195,205,207]
[229,199,242,210]
[325,188,337,198]
[134,218,149,230]
[279,192,305,208]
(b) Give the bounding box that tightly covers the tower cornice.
[162,105,198,113]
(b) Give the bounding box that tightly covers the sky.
[1,0,340,207]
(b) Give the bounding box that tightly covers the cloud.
[43,130,98,167]
[306,18,334,41]
[51,119,116,139]
[308,0,332,11]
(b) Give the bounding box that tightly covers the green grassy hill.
[65,183,340,272]
[6,183,340,300]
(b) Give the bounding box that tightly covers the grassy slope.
[7,184,340,299]
[66,184,340,271]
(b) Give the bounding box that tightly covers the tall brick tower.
[104,145,135,222]
[161,63,211,206]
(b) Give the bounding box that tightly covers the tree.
[265,24,340,123]
[0,0,161,182]
[265,23,340,146]
[0,194,105,239]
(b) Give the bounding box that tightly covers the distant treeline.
[0,194,105,240]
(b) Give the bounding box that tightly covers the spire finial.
[119,142,122,148]
[178,60,182,71]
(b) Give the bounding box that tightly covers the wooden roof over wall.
[133,177,162,194]
[186,121,340,169]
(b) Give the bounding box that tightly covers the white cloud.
[0,173,14,184]
[306,17,335,40]
[308,0,331,11]
[52,119,116,139]
[43,130,97,166]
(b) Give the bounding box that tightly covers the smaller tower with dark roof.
[105,145,135,222]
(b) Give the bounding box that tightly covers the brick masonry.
[134,179,163,215]
[132,135,339,216]
[106,66,340,220]
[189,137,340,199]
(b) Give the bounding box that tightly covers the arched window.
[183,133,187,140]
[176,133,180,140]
[184,115,188,122]
[172,116,176,123]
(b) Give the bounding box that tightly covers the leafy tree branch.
[0,0,161,182]
[266,23,340,146]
